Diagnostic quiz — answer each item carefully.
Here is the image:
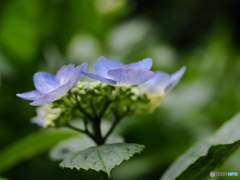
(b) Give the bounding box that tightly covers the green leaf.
[161,113,240,180]
[0,129,79,173]
[0,177,9,180]
[60,143,145,177]
[50,135,123,161]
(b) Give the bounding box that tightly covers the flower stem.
[66,123,95,141]
[98,100,112,119]
[103,114,121,143]
[90,100,98,119]
[75,95,94,122]
[92,117,104,146]
[72,89,126,146]
[102,108,129,143]
[87,99,112,146]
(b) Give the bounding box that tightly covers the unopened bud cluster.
[33,81,163,127]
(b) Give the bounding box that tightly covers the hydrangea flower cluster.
[17,63,88,106]
[139,66,186,97]
[17,56,186,145]
[82,56,154,86]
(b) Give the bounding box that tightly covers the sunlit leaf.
[60,143,145,177]
[161,113,240,180]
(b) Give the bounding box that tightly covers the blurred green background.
[1,0,240,179]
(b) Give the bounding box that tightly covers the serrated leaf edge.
[60,143,145,175]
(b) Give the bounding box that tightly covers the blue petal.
[82,72,117,85]
[94,56,123,78]
[56,64,75,84]
[165,66,186,92]
[140,71,170,94]
[107,68,155,86]
[33,72,60,94]
[65,62,88,88]
[16,90,43,100]
[124,58,153,70]
[30,81,71,106]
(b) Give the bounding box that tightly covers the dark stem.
[103,108,129,143]
[66,123,95,141]
[91,99,113,146]
[66,123,85,133]
[73,94,122,146]
[90,100,98,119]
[92,117,104,146]
[103,114,121,143]
[98,100,112,119]
[75,95,93,121]
[83,118,91,134]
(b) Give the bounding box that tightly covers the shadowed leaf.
[161,113,240,180]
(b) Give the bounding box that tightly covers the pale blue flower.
[82,56,154,86]
[31,104,52,126]
[31,103,62,127]
[17,62,88,106]
[139,66,186,97]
